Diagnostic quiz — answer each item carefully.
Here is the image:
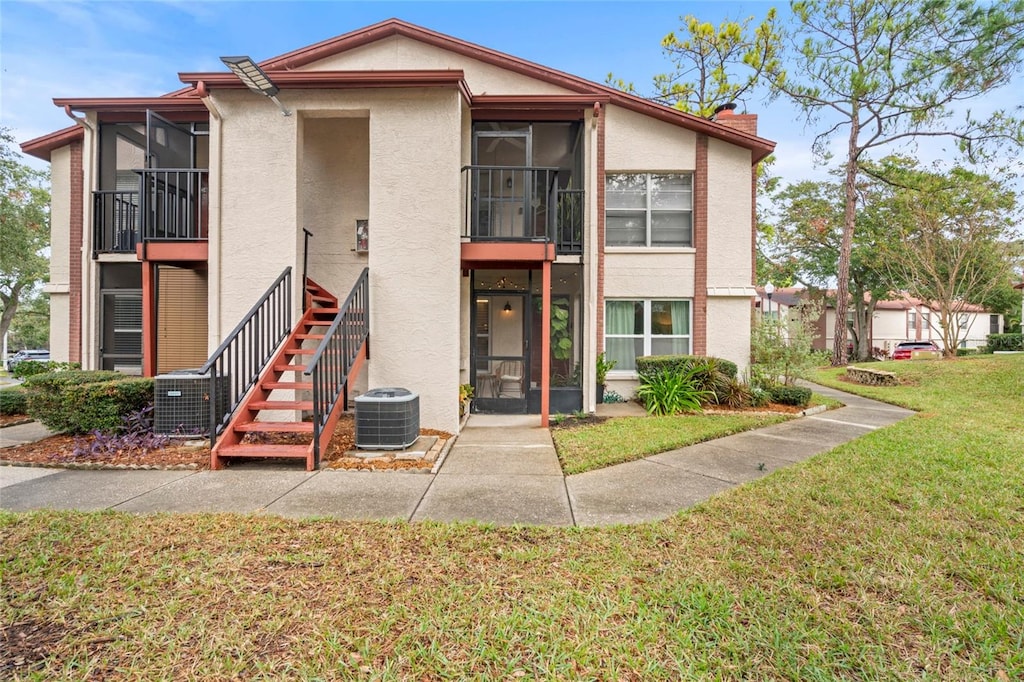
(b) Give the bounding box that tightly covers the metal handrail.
[92,190,140,256]
[202,267,292,445]
[135,168,209,242]
[304,267,370,468]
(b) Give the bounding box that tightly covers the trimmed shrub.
[0,387,28,415]
[23,370,154,434]
[986,333,1023,352]
[11,360,80,380]
[636,355,738,379]
[955,348,978,357]
[766,385,812,407]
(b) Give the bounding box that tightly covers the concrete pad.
[0,422,55,449]
[113,470,314,513]
[756,418,874,452]
[567,460,733,527]
[265,471,432,521]
[464,415,540,429]
[455,427,554,447]
[413,474,572,526]
[648,442,797,483]
[0,470,196,512]
[0,465,62,489]
[440,445,562,476]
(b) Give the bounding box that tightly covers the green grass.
[553,413,788,475]
[2,354,1023,679]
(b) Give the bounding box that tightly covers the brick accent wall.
[68,141,83,364]
[693,134,708,355]
[595,104,606,352]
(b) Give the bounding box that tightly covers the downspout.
[198,81,224,354]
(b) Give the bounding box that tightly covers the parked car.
[6,349,49,371]
[891,341,941,360]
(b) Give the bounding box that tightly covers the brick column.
[693,135,708,355]
[68,141,83,364]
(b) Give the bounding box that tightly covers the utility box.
[154,369,230,436]
[354,388,420,450]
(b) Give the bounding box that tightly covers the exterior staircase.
[210,277,362,471]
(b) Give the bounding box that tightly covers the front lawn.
[553,413,788,474]
[2,355,1022,679]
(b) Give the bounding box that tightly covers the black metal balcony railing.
[462,166,584,255]
[92,168,208,257]
[93,191,140,255]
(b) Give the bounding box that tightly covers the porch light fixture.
[503,301,513,314]
[219,55,291,116]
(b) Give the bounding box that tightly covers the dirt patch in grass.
[0,414,451,471]
[1,617,73,676]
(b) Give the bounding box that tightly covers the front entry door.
[471,290,530,414]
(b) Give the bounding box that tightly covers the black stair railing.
[304,268,370,468]
[202,267,292,445]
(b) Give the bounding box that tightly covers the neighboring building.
[23,19,773,465]
[755,288,1003,355]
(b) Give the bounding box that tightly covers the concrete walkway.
[0,384,913,526]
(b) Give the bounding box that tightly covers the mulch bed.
[0,414,451,472]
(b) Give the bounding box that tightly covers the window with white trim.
[604,299,691,372]
[606,173,693,247]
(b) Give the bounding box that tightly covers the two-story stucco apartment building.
[23,19,774,469]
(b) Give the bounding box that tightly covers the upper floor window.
[606,173,693,247]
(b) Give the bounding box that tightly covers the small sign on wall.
[355,219,369,253]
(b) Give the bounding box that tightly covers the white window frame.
[605,173,693,248]
[604,299,692,376]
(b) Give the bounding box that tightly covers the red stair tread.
[284,348,316,355]
[235,421,313,433]
[295,334,324,340]
[216,444,309,458]
[262,381,313,390]
[274,364,308,372]
[247,400,314,411]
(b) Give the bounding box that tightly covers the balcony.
[462,166,583,256]
[93,169,208,258]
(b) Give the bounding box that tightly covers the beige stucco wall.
[706,139,753,289]
[603,251,697,299]
[605,105,696,170]
[706,297,753,373]
[44,146,72,362]
[297,34,573,96]
[210,87,463,431]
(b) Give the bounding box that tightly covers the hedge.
[635,355,739,380]
[11,360,80,380]
[23,370,154,434]
[986,333,1023,352]
[0,387,28,415]
[766,385,812,407]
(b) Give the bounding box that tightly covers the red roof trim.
[181,68,468,92]
[53,96,206,113]
[255,18,775,163]
[20,125,83,162]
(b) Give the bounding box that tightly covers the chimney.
[712,102,758,136]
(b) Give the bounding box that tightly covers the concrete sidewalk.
[0,384,913,526]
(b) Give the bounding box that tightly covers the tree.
[876,162,1020,355]
[765,174,901,360]
[607,11,783,116]
[8,290,49,350]
[771,0,1024,365]
[0,128,50,345]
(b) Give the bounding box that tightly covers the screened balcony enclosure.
[464,122,584,255]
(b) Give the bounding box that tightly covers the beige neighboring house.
[754,288,1003,355]
[23,19,774,469]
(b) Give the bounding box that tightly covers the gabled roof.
[22,18,775,162]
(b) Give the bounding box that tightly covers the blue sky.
[2,0,1021,188]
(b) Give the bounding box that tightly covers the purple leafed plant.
[71,404,170,458]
